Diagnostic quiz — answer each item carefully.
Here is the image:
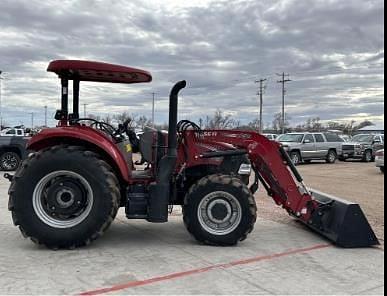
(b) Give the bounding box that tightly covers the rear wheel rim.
[32,171,94,229]
[197,191,242,235]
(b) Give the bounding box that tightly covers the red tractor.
[7,60,379,249]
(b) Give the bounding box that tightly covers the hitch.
[4,173,14,182]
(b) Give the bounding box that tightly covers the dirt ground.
[255,160,385,246]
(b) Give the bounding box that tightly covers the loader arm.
[184,130,379,248]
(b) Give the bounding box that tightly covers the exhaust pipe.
[167,80,187,157]
[148,81,187,223]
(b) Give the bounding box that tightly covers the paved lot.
[0,162,384,295]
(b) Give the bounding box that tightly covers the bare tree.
[136,115,152,130]
[207,109,238,129]
[273,112,291,133]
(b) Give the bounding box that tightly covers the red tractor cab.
[7,60,379,250]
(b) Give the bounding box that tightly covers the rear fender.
[27,126,131,182]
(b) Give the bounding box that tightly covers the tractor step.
[126,185,149,219]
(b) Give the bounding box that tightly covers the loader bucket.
[305,189,379,248]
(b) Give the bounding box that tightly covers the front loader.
[7,60,379,249]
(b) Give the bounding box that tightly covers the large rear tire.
[183,174,257,246]
[8,145,120,249]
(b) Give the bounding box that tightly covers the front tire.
[290,151,302,166]
[363,150,373,163]
[8,145,120,249]
[183,174,257,246]
[326,150,337,164]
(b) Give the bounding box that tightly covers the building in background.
[356,123,385,135]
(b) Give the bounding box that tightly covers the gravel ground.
[255,160,385,246]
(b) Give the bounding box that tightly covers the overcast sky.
[0,0,384,128]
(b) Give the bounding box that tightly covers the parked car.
[263,133,278,140]
[375,149,384,173]
[277,132,344,165]
[0,137,29,171]
[341,134,384,162]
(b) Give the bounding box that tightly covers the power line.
[277,73,292,134]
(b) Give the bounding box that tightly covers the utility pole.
[151,92,156,128]
[277,73,291,134]
[30,112,34,129]
[0,70,2,130]
[44,106,48,127]
[83,104,88,118]
[255,78,267,134]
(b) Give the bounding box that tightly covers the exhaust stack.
[147,81,186,223]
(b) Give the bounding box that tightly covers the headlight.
[238,164,252,175]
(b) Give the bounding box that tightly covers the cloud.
[0,0,384,128]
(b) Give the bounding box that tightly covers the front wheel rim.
[197,191,242,235]
[1,153,18,170]
[292,154,300,165]
[33,171,94,229]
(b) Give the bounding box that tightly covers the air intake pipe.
[147,80,186,223]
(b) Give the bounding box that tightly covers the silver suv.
[278,133,344,165]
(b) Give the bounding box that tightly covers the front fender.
[28,126,131,182]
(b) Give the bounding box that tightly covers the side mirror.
[304,139,311,144]
[373,139,381,144]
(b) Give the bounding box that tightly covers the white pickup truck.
[0,128,26,137]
